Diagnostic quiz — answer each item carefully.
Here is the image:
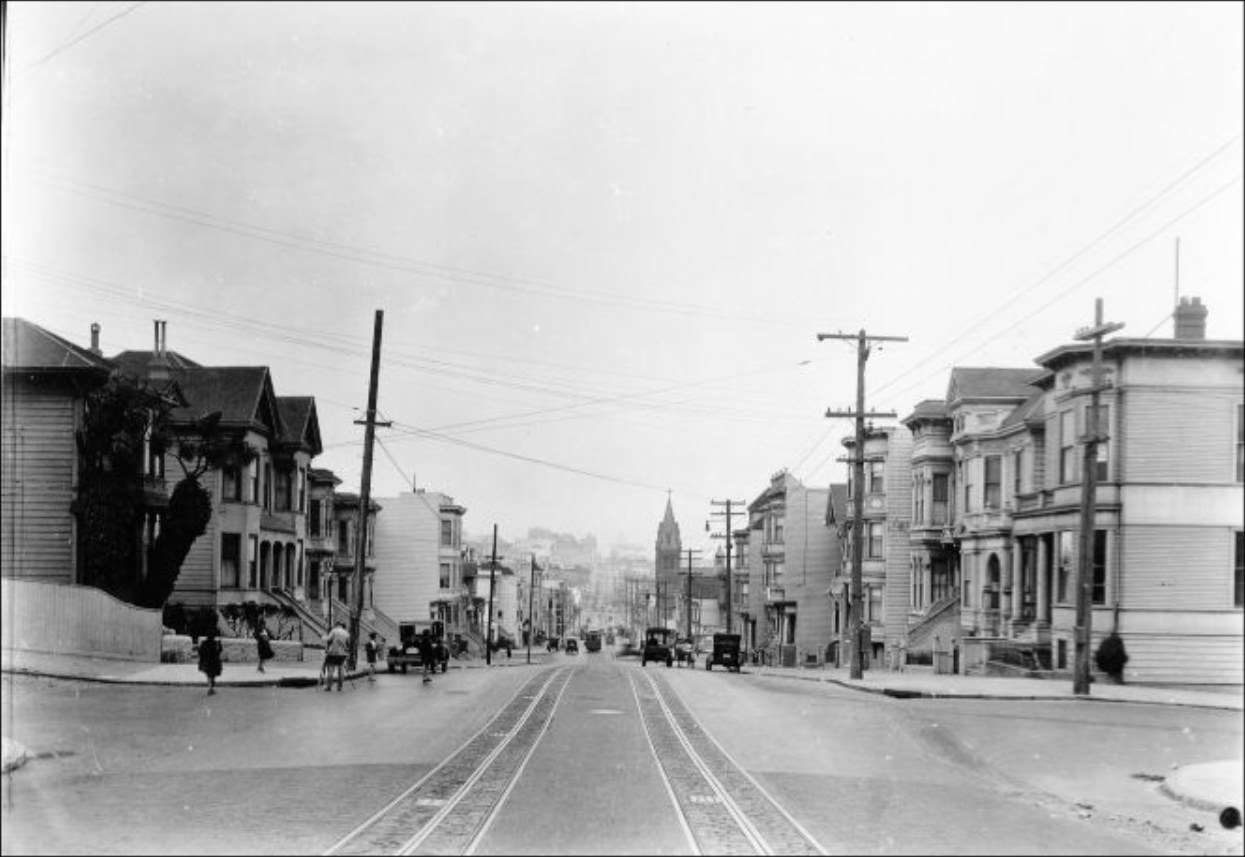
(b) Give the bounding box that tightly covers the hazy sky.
[3,1,1242,554]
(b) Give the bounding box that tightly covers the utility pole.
[486,524,499,666]
[684,548,702,639]
[710,499,746,634]
[348,310,391,671]
[1072,299,1123,695]
[527,553,540,664]
[819,328,906,680]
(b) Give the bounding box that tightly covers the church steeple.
[655,492,682,598]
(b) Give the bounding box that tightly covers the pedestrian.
[198,627,223,695]
[418,629,435,684]
[254,621,274,673]
[364,631,380,682]
[322,621,351,692]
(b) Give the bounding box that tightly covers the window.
[263,461,273,510]
[439,563,451,590]
[222,465,243,502]
[1056,531,1074,603]
[1235,531,1243,608]
[1057,639,1068,670]
[249,461,259,504]
[221,533,241,587]
[932,474,949,525]
[248,534,258,588]
[1012,449,1024,497]
[296,540,304,589]
[984,456,1002,509]
[1092,530,1107,605]
[309,559,321,600]
[309,499,322,537]
[1093,404,1110,482]
[962,460,973,513]
[338,520,350,554]
[275,468,292,511]
[297,468,306,513]
[868,585,883,623]
[868,461,885,494]
[867,522,883,558]
[1060,410,1078,483]
[913,474,925,524]
[441,519,453,547]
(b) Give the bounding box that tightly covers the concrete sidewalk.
[3,647,1241,824]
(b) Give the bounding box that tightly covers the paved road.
[2,650,1242,855]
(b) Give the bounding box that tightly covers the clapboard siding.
[789,485,835,658]
[0,578,164,660]
[884,431,914,652]
[1123,388,1239,483]
[1112,630,1244,685]
[1121,525,1234,609]
[371,492,441,624]
[2,390,79,583]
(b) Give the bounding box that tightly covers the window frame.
[221,532,241,588]
[984,455,1002,510]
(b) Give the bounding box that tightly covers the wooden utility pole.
[1072,299,1124,695]
[486,524,499,666]
[710,499,746,634]
[527,554,540,664]
[348,310,390,670]
[684,548,702,639]
[819,329,906,680]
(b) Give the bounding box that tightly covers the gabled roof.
[2,318,114,376]
[276,396,323,456]
[999,390,1046,430]
[169,367,284,438]
[823,483,849,528]
[111,349,202,375]
[946,367,1042,404]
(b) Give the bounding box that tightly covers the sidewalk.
[3,647,1241,822]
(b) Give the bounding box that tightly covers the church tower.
[654,493,682,623]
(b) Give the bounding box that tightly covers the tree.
[134,410,255,609]
[75,377,255,609]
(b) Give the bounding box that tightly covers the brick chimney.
[89,323,102,356]
[147,319,171,380]
[1174,296,1208,340]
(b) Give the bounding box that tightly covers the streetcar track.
[324,666,572,856]
[630,668,828,856]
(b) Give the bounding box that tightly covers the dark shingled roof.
[902,398,948,424]
[824,483,849,527]
[947,367,1042,402]
[999,390,1046,429]
[168,367,283,436]
[2,318,114,375]
[276,396,322,455]
[111,349,203,375]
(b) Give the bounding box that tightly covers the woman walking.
[255,622,274,673]
[198,628,223,695]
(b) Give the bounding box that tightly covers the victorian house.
[745,470,837,667]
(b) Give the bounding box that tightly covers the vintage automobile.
[641,627,674,668]
[705,633,742,672]
[387,632,449,674]
[565,637,579,654]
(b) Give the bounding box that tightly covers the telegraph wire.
[14,2,147,80]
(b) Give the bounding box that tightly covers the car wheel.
[666,658,673,668]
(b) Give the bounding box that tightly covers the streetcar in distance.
[585,630,603,652]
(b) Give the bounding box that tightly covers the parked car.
[387,634,449,674]
[705,633,741,672]
[641,627,674,668]
[565,638,579,654]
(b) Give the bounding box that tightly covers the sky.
[3,1,1242,556]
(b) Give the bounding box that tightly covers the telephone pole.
[526,554,540,664]
[486,524,500,666]
[819,328,907,680]
[1072,299,1124,695]
[684,548,702,639]
[348,310,391,670]
[710,499,746,635]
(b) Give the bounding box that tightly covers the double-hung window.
[221,533,241,587]
[1060,410,1078,483]
[984,456,1002,509]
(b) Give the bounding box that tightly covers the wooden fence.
[1,578,164,661]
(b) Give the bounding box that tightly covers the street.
[2,652,1241,855]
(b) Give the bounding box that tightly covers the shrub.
[1094,632,1129,683]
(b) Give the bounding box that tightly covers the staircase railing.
[269,588,329,643]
